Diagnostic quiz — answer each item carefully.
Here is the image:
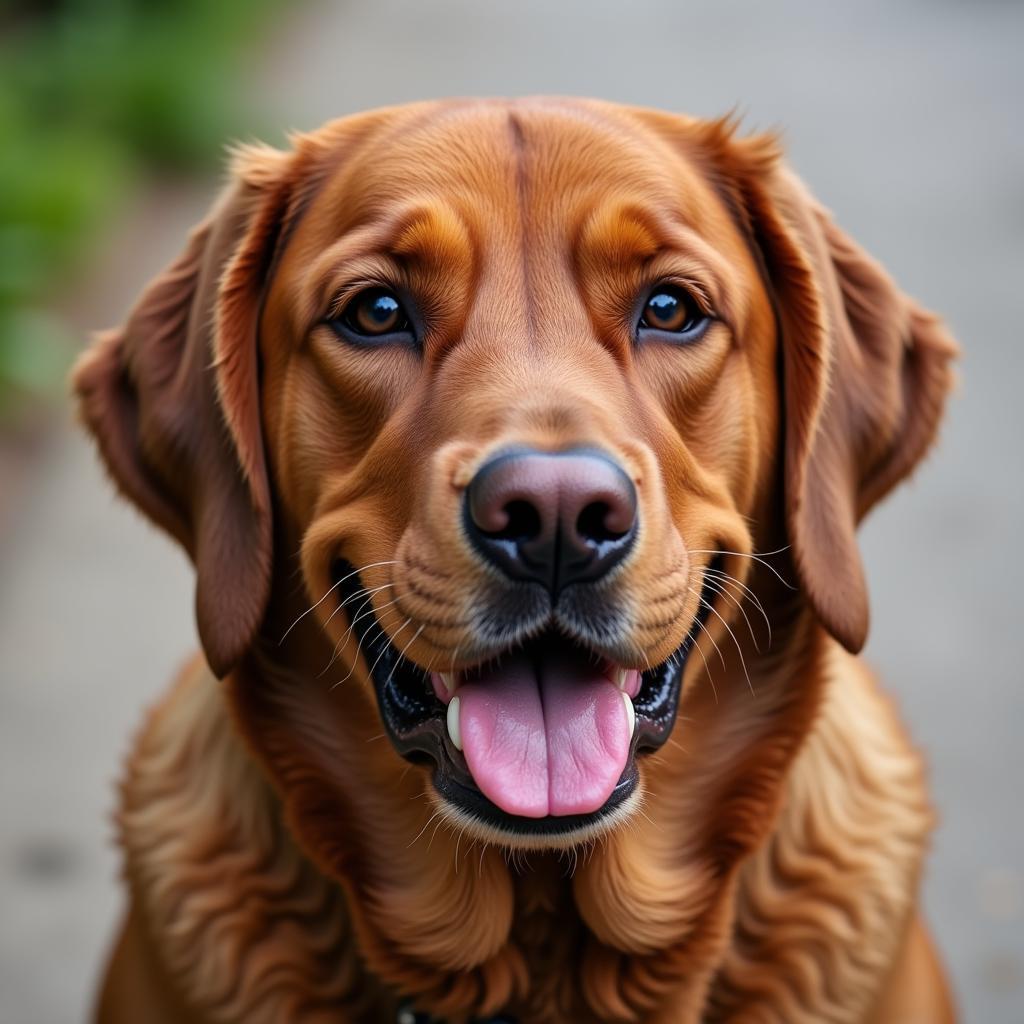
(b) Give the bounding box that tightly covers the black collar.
[397,1002,517,1024]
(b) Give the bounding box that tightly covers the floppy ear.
[721,135,957,652]
[72,143,295,676]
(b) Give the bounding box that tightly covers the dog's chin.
[430,784,646,852]
[328,559,720,850]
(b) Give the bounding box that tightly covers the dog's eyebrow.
[576,203,738,326]
[654,221,737,315]
[390,204,474,268]
[295,203,474,324]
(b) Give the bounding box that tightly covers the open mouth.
[331,559,720,842]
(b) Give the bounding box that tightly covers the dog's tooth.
[613,666,628,691]
[622,691,636,737]
[447,695,463,751]
[439,671,456,696]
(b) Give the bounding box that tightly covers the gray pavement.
[1,1,1022,1020]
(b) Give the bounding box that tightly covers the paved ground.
[1,1,1022,1020]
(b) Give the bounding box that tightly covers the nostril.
[487,499,542,542]
[576,501,627,544]
[465,448,637,590]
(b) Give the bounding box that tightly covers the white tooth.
[613,666,628,691]
[439,671,456,696]
[622,691,636,737]
[447,695,463,751]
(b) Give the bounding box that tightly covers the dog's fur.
[75,98,957,1022]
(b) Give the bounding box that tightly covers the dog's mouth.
[330,559,720,844]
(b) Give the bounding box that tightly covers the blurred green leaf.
[0,0,286,414]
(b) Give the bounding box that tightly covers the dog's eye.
[638,285,708,340]
[330,288,413,342]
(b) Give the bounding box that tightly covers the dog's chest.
[503,868,600,1022]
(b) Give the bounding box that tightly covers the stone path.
[1,1,1021,1019]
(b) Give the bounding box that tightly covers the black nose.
[463,448,638,595]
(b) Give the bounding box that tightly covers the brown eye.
[639,285,708,339]
[333,287,413,342]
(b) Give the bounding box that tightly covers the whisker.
[324,589,402,670]
[427,812,449,850]
[698,594,756,698]
[384,624,426,688]
[448,642,462,679]
[330,616,411,691]
[688,586,727,673]
[687,610,720,704]
[367,617,413,681]
[321,598,401,675]
[704,567,772,648]
[635,805,662,833]
[279,559,400,642]
[320,607,404,680]
[322,582,395,630]
[455,825,464,873]
[689,547,794,590]
[422,649,440,678]
[407,809,443,849]
[362,611,408,652]
[702,576,763,654]
[320,594,402,675]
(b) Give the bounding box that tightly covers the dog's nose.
[464,448,638,594]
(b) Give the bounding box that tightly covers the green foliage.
[0,0,284,416]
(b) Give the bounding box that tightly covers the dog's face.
[259,102,774,842]
[74,98,954,1004]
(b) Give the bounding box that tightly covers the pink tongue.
[457,650,631,818]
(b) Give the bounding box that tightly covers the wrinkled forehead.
[289,100,739,258]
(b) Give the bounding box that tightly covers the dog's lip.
[329,558,721,839]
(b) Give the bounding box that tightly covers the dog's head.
[74,97,954,987]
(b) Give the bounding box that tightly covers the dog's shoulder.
[710,647,935,1020]
[115,658,369,1023]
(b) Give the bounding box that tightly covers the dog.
[74,98,958,1022]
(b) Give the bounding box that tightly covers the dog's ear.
[72,142,296,676]
[716,130,957,652]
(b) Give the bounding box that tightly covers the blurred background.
[0,0,1021,1020]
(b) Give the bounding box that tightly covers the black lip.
[330,557,722,839]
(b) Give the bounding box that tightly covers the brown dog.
[74,98,957,1023]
